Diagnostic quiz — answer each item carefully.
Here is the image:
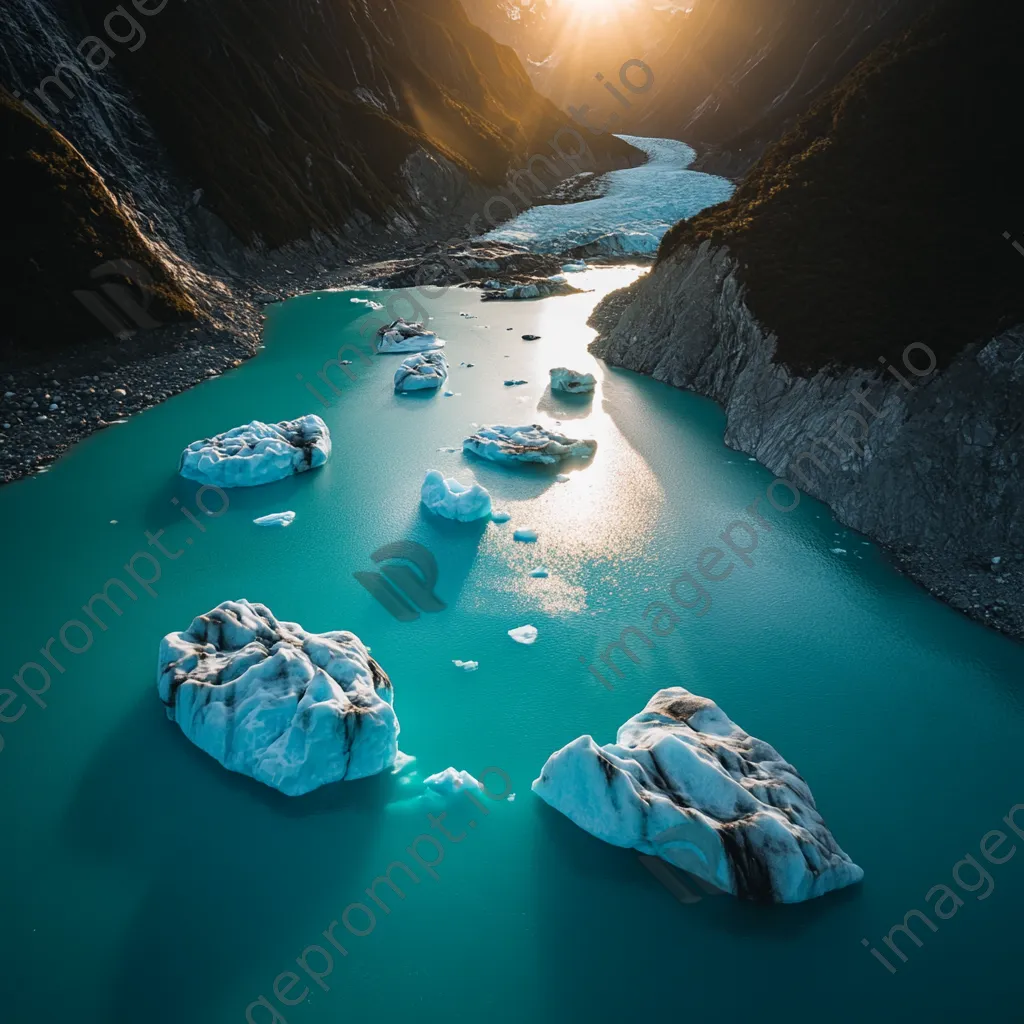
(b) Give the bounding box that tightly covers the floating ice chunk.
[522,334,541,341]
[421,470,492,522]
[394,351,449,392]
[376,318,444,353]
[392,750,417,774]
[464,424,597,465]
[491,510,511,523]
[561,262,587,272]
[350,297,384,311]
[532,687,863,903]
[504,379,528,387]
[550,367,596,394]
[513,528,538,542]
[443,390,455,397]
[253,511,296,527]
[452,660,479,671]
[179,415,331,488]
[508,625,538,645]
[423,767,483,798]
[555,474,570,482]
[831,548,847,555]
[437,446,459,453]
[157,600,399,796]
[529,567,549,578]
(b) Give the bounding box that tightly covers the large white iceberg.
[394,351,449,392]
[179,415,331,488]
[532,687,863,903]
[463,424,597,465]
[420,469,492,522]
[550,367,596,394]
[376,318,444,353]
[157,600,399,796]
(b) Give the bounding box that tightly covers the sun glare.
[560,0,624,13]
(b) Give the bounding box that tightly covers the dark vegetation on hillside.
[79,0,637,248]
[658,0,1024,372]
[0,89,196,366]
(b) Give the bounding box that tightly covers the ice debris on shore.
[508,625,538,645]
[157,600,399,796]
[463,424,597,465]
[420,470,492,522]
[550,367,596,394]
[253,511,296,527]
[179,415,330,488]
[532,687,864,903]
[376,319,444,353]
[394,351,449,392]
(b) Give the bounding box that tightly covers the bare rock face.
[590,241,1024,638]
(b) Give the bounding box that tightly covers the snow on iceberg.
[482,136,733,255]
[463,424,597,465]
[253,511,296,527]
[376,319,444,353]
[394,351,449,392]
[550,367,596,394]
[423,767,484,799]
[420,469,492,522]
[179,415,330,488]
[532,687,863,904]
[157,600,399,796]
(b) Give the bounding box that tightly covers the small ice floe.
[179,415,330,488]
[532,687,864,903]
[350,297,384,311]
[459,312,477,319]
[561,262,587,273]
[452,660,479,671]
[550,367,596,394]
[555,474,570,483]
[423,767,483,799]
[392,751,417,775]
[513,528,538,542]
[509,625,538,645]
[253,511,296,527]
[394,351,448,392]
[464,424,597,465]
[421,470,492,522]
[831,547,847,555]
[522,334,541,341]
[443,390,455,397]
[504,379,528,387]
[157,600,398,796]
[437,446,459,453]
[376,318,444,353]
[491,510,511,523]
[109,519,118,525]
[529,567,549,578]
[992,556,1003,565]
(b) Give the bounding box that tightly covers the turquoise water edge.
[1,269,1023,1023]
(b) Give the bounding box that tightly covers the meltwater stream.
[1,269,1023,1024]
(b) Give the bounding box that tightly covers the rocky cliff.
[590,0,1024,637]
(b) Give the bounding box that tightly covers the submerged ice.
[532,687,863,903]
[157,600,399,796]
[178,415,331,488]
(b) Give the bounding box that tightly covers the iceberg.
[508,625,538,645]
[253,511,296,527]
[532,687,864,904]
[420,469,492,522]
[376,318,444,353]
[157,600,399,796]
[463,424,597,465]
[394,351,449,392]
[550,367,596,394]
[179,415,331,488]
[423,767,484,799]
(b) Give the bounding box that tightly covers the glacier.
[157,600,399,796]
[178,415,331,488]
[532,687,863,903]
[482,137,734,255]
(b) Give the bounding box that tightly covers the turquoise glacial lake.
[1,269,1023,1023]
